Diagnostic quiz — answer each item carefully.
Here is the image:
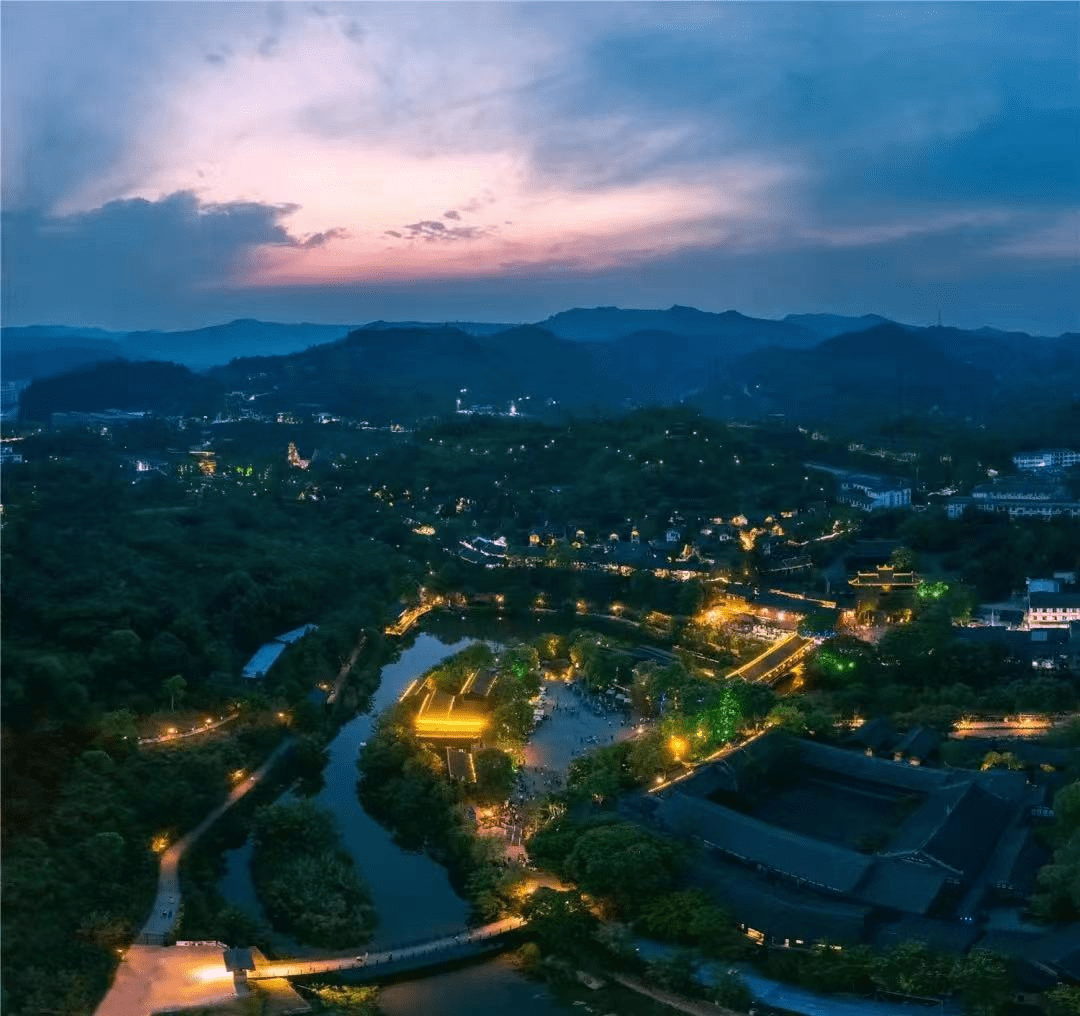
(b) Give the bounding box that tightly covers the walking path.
[138,712,239,746]
[137,737,294,944]
[608,971,743,1016]
[327,634,367,704]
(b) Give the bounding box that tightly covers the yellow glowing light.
[669,736,688,760]
[166,727,177,735]
[151,835,170,854]
[194,964,235,983]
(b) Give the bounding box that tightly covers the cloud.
[399,219,491,243]
[300,226,349,249]
[257,34,280,58]
[1,2,1076,335]
[0,191,301,329]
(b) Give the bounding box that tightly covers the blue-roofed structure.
[276,623,320,645]
[241,622,319,679]
[242,642,287,680]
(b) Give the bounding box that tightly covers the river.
[219,626,651,1016]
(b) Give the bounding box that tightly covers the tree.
[647,949,699,994]
[97,709,138,747]
[980,750,1024,771]
[473,747,515,804]
[890,546,918,572]
[163,674,187,712]
[1054,781,1080,835]
[1046,985,1080,1016]
[766,702,810,734]
[565,823,680,904]
[521,888,598,957]
[955,950,1014,1016]
[711,968,753,1011]
[870,940,953,998]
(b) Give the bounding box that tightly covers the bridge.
[726,633,812,685]
[247,917,526,981]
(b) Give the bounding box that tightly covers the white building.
[0,443,24,465]
[947,497,1080,520]
[836,474,911,511]
[1027,592,1080,629]
[1013,449,1080,471]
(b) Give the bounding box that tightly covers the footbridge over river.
[246,917,527,982]
[726,632,812,685]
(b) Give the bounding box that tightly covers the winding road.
[137,737,293,944]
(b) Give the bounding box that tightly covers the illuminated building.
[848,565,918,591]
[836,473,911,511]
[414,688,488,741]
[1013,448,1080,471]
[287,442,311,469]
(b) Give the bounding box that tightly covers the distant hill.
[694,321,1080,423]
[781,312,895,339]
[360,320,519,337]
[207,324,618,421]
[15,310,1080,428]
[2,342,129,382]
[537,305,820,349]
[1,325,127,350]
[19,360,222,420]
[121,319,356,367]
[2,320,355,373]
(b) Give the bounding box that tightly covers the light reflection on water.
[219,630,582,1013]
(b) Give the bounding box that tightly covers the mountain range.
[12,308,1080,428]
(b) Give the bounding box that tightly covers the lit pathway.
[138,712,239,746]
[250,916,526,979]
[327,634,367,704]
[137,737,293,944]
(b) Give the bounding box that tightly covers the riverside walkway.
[250,917,527,980]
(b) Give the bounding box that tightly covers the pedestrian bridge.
[726,633,811,685]
[247,917,527,982]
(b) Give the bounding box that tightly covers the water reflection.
[218,629,585,1015]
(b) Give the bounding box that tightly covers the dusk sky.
[2,1,1077,335]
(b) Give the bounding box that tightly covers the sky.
[1,1,1077,335]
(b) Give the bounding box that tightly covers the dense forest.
[0,429,415,1015]
[3,402,1080,1015]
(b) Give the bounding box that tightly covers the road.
[137,737,293,944]
[251,916,526,979]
